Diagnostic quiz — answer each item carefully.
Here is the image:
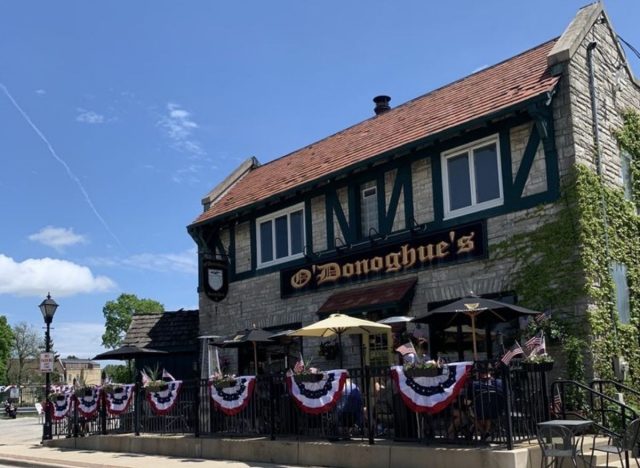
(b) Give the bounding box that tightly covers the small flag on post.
[501,341,524,365]
[530,335,547,356]
[534,311,550,324]
[294,353,305,373]
[162,369,175,381]
[141,370,150,386]
[395,341,417,356]
[524,331,544,351]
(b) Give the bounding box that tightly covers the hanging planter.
[318,340,340,360]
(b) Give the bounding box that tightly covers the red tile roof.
[194,39,559,225]
[317,277,418,316]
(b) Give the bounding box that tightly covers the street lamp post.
[39,293,58,442]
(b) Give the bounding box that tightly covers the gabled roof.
[122,310,199,354]
[193,38,560,226]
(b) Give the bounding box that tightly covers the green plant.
[318,341,340,360]
[522,353,554,364]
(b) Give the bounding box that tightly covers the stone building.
[188,4,640,381]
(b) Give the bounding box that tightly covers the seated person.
[472,368,504,441]
[335,379,364,432]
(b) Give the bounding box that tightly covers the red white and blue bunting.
[105,384,135,415]
[145,381,183,415]
[50,392,73,421]
[74,387,101,418]
[208,376,256,416]
[286,370,348,415]
[391,362,473,414]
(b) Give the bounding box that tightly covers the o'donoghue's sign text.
[281,221,486,296]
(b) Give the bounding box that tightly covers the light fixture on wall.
[335,237,349,254]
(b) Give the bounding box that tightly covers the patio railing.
[51,361,552,448]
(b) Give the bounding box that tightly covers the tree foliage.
[8,322,41,385]
[103,363,133,383]
[0,316,13,384]
[101,293,164,349]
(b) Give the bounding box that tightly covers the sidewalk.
[0,417,306,468]
[0,444,299,468]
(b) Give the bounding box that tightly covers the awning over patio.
[316,277,417,318]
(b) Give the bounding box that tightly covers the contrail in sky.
[0,83,124,250]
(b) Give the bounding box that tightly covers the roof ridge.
[249,38,559,173]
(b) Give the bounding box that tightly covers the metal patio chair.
[591,418,640,468]
[537,424,591,468]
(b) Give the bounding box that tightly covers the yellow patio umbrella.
[289,313,392,368]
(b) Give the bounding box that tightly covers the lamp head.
[39,293,58,324]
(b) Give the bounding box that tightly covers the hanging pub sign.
[281,221,486,297]
[202,256,229,302]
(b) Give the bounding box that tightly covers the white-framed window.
[441,134,503,219]
[621,150,633,201]
[256,203,305,268]
[360,181,379,237]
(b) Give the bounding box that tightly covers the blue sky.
[1,1,638,360]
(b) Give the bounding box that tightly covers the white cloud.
[29,226,87,250]
[0,254,116,297]
[88,248,197,274]
[52,322,106,359]
[76,108,105,124]
[35,89,46,95]
[157,102,205,158]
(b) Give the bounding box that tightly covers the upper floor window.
[621,150,633,201]
[257,203,305,268]
[360,181,379,237]
[611,262,630,325]
[442,135,503,218]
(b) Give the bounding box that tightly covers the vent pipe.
[373,95,391,115]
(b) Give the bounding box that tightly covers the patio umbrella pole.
[253,341,258,375]
[469,312,478,361]
[338,332,343,368]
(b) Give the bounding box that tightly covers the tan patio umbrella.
[289,313,392,368]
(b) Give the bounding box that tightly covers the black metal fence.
[51,362,552,448]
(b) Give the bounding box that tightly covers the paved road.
[0,416,311,468]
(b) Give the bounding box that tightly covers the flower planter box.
[145,383,169,393]
[405,367,443,378]
[74,388,95,398]
[522,361,554,372]
[213,379,237,389]
[294,373,324,384]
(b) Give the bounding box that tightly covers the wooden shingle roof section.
[122,310,199,354]
[193,39,560,226]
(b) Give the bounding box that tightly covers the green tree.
[8,322,40,385]
[0,316,13,384]
[101,293,163,349]
[103,364,133,383]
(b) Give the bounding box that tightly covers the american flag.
[529,335,547,356]
[534,311,550,324]
[524,331,544,351]
[501,341,524,365]
[395,341,417,356]
[141,370,150,386]
[293,352,305,373]
[162,369,175,381]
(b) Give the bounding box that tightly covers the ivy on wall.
[487,109,640,393]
